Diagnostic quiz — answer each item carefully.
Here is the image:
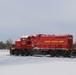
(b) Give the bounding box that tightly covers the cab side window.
[22,38,26,42]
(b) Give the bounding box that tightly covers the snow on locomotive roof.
[21,35,29,38]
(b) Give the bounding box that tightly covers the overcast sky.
[0,0,76,42]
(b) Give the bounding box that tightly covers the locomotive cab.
[20,35,33,49]
[21,35,28,42]
[15,35,28,49]
[21,37,31,44]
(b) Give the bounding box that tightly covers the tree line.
[0,39,14,50]
[0,39,76,50]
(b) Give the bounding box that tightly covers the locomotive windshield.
[22,38,26,42]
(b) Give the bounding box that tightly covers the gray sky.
[0,0,76,42]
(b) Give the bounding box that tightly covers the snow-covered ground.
[0,50,76,75]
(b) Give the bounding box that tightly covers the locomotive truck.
[10,34,76,57]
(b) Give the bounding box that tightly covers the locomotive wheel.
[62,51,67,57]
[25,52,29,56]
[21,52,24,56]
[55,50,59,57]
[62,51,71,57]
[14,49,20,56]
[21,50,29,56]
[29,50,34,56]
[51,50,55,57]
[21,50,25,56]
[72,50,76,57]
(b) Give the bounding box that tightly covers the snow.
[21,35,28,38]
[0,50,76,75]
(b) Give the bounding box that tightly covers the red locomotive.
[10,34,73,57]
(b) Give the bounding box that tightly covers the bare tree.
[6,39,14,49]
[0,41,6,49]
